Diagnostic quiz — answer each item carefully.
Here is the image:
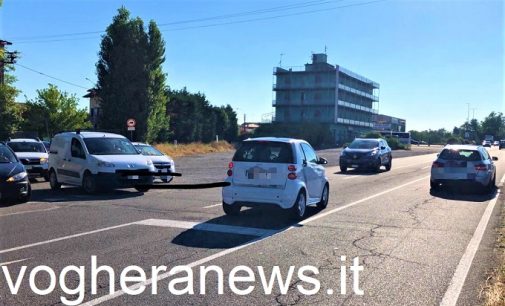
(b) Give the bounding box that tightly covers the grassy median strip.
[482,193,505,306]
[155,141,234,159]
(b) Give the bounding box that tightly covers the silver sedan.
[430,145,497,192]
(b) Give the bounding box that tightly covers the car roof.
[244,137,306,144]
[353,138,381,141]
[55,131,127,139]
[8,138,40,143]
[444,144,481,151]
[132,142,150,146]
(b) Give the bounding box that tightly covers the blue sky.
[1,0,503,131]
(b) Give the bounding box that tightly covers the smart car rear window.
[439,149,481,161]
[233,141,294,163]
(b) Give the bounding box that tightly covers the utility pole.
[0,40,18,85]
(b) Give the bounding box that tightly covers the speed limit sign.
[127,118,136,127]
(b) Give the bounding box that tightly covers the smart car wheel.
[49,169,61,191]
[135,186,150,193]
[222,202,241,216]
[82,172,98,194]
[340,165,347,173]
[317,184,329,209]
[291,189,307,220]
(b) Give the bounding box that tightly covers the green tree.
[0,67,23,139]
[21,84,91,137]
[223,105,238,142]
[96,7,169,142]
[481,112,504,139]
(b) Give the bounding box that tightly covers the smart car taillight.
[288,165,296,171]
[474,164,487,171]
[228,162,234,169]
[288,173,297,180]
[432,161,444,168]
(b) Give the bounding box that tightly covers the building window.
[301,92,305,103]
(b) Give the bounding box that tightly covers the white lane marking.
[202,203,221,209]
[343,175,359,180]
[0,206,60,218]
[83,175,430,306]
[440,174,505,306]
[0,258,31,266]
[136,219,277,237]
[300,175,430,225]
[0,221,139,255]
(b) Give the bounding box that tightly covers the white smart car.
[222,137,329,219]
[132,142,175,183]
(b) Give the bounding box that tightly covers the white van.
[48,131,156,193]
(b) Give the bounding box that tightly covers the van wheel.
[43,173,50,182]
[317,183,329,209]
[82,172,98,194]
[222,202,240,216]
[135,186,150,193]
[291,189,307,220]
[49,170,61,190]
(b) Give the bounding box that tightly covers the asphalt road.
[0,145,503,306]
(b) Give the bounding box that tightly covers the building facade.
[372,114,406,132]
[84,88,101,130]
[273,53,379,144]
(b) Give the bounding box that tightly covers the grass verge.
[481,193,505,306]
[155,141,234,159]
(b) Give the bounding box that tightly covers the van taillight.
[288,165,296,171]
[432,161,444,168]
[475,164,487,171]
[288,173,297,180]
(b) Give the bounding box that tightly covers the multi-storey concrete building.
[273,53,379,144]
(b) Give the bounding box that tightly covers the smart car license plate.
[127,175,139,180]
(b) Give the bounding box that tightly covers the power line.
[10,0,332,41]
[11,0,386,44]
[15,63,89,90]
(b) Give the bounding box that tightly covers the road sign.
[127,126,135,131]
[127,118,136,127]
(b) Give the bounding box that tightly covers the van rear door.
[231,141,293,188]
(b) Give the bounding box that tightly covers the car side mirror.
[492,156,498,161]
[302,160,308,167]
[318,157,328,165]
[343,145,347,149]
[380,146,386,150]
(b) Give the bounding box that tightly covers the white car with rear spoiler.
[222,137,329,220]
[430,144,498,193]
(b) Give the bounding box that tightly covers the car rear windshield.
[348,139,379,149]
[0,145,17,163]
[83,138,139,155]
[233,141,294,163]
[135,145,163,156]
[439,149,481,161]
[7,142,46,153]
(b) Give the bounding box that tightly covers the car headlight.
[97,161,115,168]
[40,157,48,164]
[6,171,27,182]
[368,150,378,156]
[146,159,153,166]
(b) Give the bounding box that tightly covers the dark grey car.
[339,138,392,173]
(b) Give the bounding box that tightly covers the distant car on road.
[0,143,31,203]
[500,140,505,150]
[493,140,500,146]
[48,131,156,194]
[133,142,175,183]
[482,140,492,147]
[430,145,497,193]
[7,138,49,181]
[222,137,329,219]
[339,138,392,173]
